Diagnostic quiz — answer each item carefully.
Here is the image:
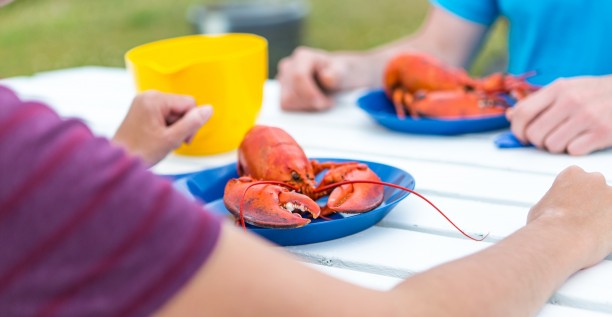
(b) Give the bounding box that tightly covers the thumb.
[316,62,346,92]
[166,105,213,143]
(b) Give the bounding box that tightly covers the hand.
[507,75,612,155]
[276,47,378,111]
[112,90,213,166]
[527,166,612,268]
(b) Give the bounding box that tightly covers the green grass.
[0,0,506,78]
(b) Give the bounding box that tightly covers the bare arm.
[155,166,612,317]
[368,5,489,79]
[277,5,488,111]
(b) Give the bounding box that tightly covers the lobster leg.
[224,177,321,229]
[391,89,408,119]
[313,163,384,214]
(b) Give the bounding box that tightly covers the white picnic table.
[3,66,612,316]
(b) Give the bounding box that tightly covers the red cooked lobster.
[384,52,538,119]
[223,125,384,228]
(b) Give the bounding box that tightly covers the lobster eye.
[291,171,301,181]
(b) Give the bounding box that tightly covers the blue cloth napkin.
[494,131,533,148]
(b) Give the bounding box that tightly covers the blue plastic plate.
[170,158,415,246]
[357,89,511,135]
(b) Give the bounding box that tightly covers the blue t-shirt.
[433,0,612,85]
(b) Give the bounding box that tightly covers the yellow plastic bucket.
[125,34,268,155]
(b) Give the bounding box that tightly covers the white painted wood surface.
[3,66,612,316]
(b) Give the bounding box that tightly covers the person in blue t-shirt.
[277,0,612,155]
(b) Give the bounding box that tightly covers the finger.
[280,74,332,111]
[316,60,346,92]
[523,103,571,149]
[166,105,213,145]
[278,58,309,111]
[566,131,608,156]
[297,62,334,110]
[165,113,182,126]
[163,94,198,116]
[510,86,557,142]
[279,53,333,111]
[542,116,588,153]
[505,107,514,120]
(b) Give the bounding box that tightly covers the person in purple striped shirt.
[0,86,220,316]
[2,83,612,316]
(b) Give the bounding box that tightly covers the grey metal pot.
[188,0,308,78]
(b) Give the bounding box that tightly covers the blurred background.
[0,0,506,78]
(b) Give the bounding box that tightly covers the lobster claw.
[223,177,321,229]
[318,163,384,214]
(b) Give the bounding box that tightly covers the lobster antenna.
[315,180,488,241]
[517,70,537,79]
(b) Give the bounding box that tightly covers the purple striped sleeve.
[0,85,222,317]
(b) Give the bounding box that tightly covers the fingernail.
[196,105,213,123]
